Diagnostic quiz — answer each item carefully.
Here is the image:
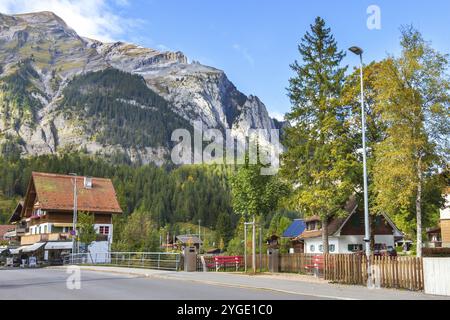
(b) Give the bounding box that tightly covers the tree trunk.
[322,217,329,254]
[416,159,423,258]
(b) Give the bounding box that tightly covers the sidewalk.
[56,266,450,300]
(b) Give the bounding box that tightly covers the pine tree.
[281,17,358,253]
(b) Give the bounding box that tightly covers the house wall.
[304,235,396,254]
[94,224,114,244]
[441,220,450,246]
[441,193,450,246]
[340,211,393,235]
[304,237,339,254]
[46,212,112,224]
[440,194,450,220]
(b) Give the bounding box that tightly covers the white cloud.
[0,0,141,42]
[232,43,255,67]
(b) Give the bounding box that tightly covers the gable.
[339,210,394,236]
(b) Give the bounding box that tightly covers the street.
[0,268,324,300]
[0,267,448,300]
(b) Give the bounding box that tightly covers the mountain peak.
[12,11,68,26]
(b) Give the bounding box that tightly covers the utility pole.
[252,215,256,274]
[69,173,78,262]
[198,219,201,252]
[259,225,262,272]
[244,223,247,272]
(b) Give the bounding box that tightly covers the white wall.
[424,258,450,296]
[87,241,111,263]
[304,237,339,254]
[304,235,396,254]
[94,224,113,244]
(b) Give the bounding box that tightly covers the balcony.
[21,233,71,246]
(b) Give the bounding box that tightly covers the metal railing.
[63,252,182,271]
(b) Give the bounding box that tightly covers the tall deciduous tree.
[373,26,450,257]
[281,17,358,253]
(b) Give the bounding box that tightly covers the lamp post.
[69,173,78,261]
[349,46,372,286]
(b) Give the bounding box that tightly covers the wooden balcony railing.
[21,233,71,245]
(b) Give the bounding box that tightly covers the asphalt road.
[0,268,325,300]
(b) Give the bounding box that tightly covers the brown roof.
[27,172,122,214]
[0,225,14,238]
[295,197,358,240]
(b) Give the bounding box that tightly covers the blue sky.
[1,0,449,119]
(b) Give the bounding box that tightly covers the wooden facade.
[14,172,122,246]
[442,220,450,245]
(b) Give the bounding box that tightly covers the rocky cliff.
[0,11,280,165]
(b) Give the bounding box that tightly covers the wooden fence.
[197,253,424,291]
[324,254,424,291]
[245,253,316,274]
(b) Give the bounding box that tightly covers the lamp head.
[349,46,364,56]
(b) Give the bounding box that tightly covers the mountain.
[0,11,281,165]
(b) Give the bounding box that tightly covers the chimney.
[84,177,93,189]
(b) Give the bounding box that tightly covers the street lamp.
[69,173,78,261]
[349,46,372,285]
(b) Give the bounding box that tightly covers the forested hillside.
[0,153,240,251]
[61,69,192,149]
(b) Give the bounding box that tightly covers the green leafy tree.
[281,17,358,253]
[372,27,450,257]
[231,159,289,219]
[78,212,97,246]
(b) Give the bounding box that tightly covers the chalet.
[293,199,403,254]
[8,172,122,260]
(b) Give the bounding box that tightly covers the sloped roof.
[176,235,203,245]
[296,197,358,240]
[0,225,14,239]
[27,172,122,214]
[9,201,23,224]
[298,216,348,239]
[283,219,306,238]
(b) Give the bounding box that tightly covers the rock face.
[0,11,280,165]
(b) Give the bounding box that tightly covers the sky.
[0,0,449,120]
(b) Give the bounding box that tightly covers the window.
[99,226,110,235]
[319,245,323,252]
[348,244,363,252]
[310,245,315,252]
[330,245,336,253]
